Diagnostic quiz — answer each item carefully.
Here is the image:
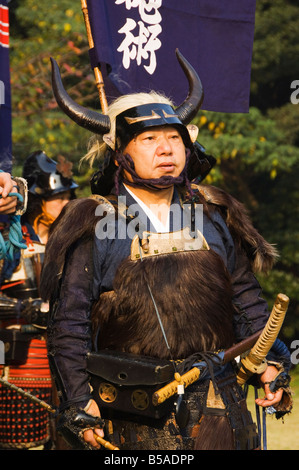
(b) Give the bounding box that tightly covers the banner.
[0,0,12,172]
[86,0,256,113]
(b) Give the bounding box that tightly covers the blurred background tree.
[8,0,299,345]
[9,0,93,193]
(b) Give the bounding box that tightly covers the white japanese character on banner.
[116,0,162,75]
[117,18,162,74]
[115,0,140,9]
[115,0,162,23]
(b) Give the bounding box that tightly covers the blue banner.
[86,0,256,113]
[0,0,12,172]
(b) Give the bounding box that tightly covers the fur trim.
[92,248,236,359]
[193,184,279,273]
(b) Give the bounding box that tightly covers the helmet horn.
[50,49,203,135]
[175,49,204,124]
[50,57,111,135]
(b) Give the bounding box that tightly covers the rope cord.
[137,241,178,375]
[0,192,27,261]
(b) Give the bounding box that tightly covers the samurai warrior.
[40,50,292,450]
[0,152,77,449]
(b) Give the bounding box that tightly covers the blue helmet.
[23,151,78,198]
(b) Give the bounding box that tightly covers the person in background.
[0,151,78,449]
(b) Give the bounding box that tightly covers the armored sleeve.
[47,238,95,409]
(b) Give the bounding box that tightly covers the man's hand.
[83,399,105,449]
[0,172,18,214]
[255,365,284,407]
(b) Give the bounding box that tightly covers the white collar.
[124,185,170,233]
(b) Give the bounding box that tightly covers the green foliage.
[9,0,95,193]
[251,0,299,109]
[194,107,299,176]
[253,1,299,82]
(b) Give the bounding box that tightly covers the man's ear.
[187,124,199,143]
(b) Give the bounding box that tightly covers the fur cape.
[92,247,236,358]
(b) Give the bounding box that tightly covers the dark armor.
[0,227,52,449]
[41,185,291,450]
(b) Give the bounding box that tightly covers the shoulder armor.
[88,194,116,214]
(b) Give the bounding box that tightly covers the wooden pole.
[80,0,108,114]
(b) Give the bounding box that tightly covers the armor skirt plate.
[0,338,52,449]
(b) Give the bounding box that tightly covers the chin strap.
[113,149,192,195]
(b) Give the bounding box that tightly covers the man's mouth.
[157,162,175,172]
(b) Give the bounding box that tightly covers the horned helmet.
[50,49,215,195]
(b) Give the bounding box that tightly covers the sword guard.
[236,356,267,385]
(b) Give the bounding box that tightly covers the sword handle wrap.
[250,293,289,362]
[237,293,289,385]
[152,367,201,406]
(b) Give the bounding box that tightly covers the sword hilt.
[237,293,289,385]
[152,368,201,406]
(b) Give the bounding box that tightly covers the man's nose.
[156,137,172,155]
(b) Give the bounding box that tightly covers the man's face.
[44,190,71,219]
[123,126,186,182]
